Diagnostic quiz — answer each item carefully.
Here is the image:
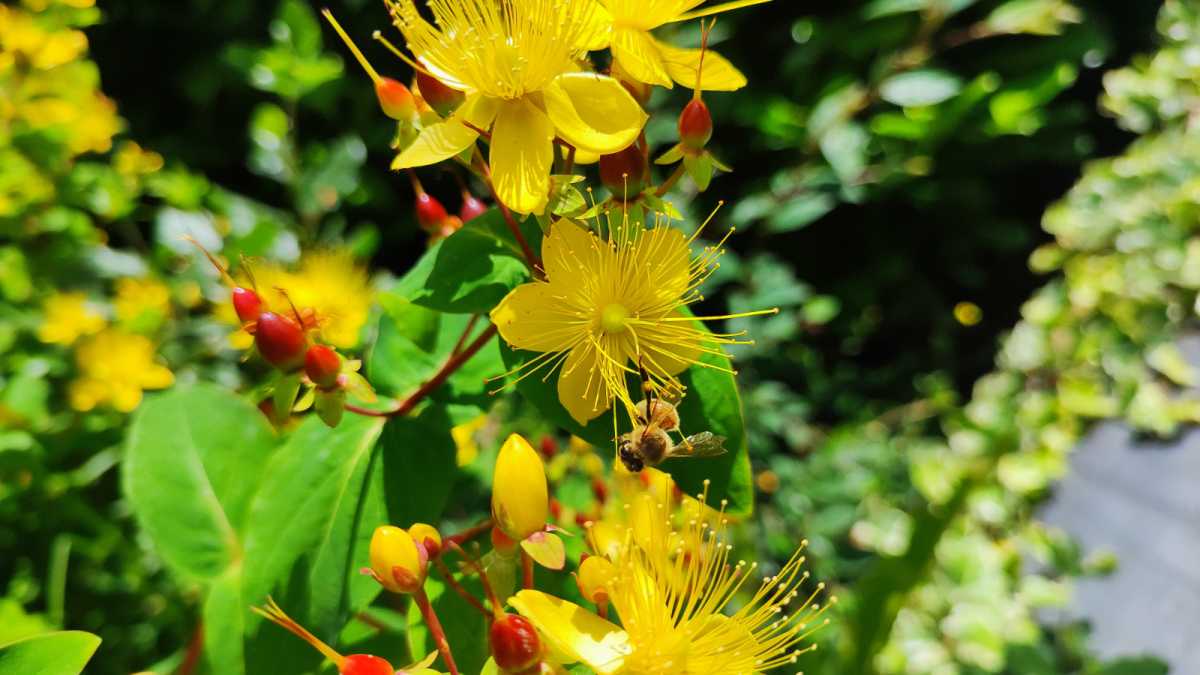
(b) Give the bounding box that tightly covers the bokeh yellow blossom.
[386,0,647,214]
[38,292,104,345]
[69,329,173,412]
[114,277,171,329]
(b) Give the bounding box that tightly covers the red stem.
[415,588,461,675]
[450,315,480,356]
[444,518,493,549]
[178,622,203,675]
[346,324,498,419]
[655,163,687,197]
[446,540,502,617]
[433,556,490,618]
[521,550,534,590]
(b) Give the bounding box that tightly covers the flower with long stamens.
[509,480,832,674]
[490,216,777,424]
[384,0,648,214]
[594,0,771,91]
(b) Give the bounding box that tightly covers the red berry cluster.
[409,173,489,244]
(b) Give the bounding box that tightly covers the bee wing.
[679,432,728,458]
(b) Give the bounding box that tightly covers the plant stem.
[521,550,534,590]
[446,540,502,617]
[414,588,461,675]
[179,622,204,675]
[444,518,493,548]
[346,324,498,419]
[433,557,490,618]
[655,163,687,197]
[450,315,480,356]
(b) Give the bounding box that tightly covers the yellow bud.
[576,555,617,603]
[409,523,442,555]
[491,434,549,541]
[587,521,622,561]
[369,525,426,594]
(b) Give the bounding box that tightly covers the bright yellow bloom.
[68,329,173,412]
[595,0,770,91]
[451,414,488,466]
[491,217,775,424]
[386,0,648,214]
[510,482,829,674]
[225,249,373,349]
[38,292,104,345]
[114,277,171,329]
[0,5,87,70]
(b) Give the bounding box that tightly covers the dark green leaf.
[381,407,459,526]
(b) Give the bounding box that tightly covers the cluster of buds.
[188,239,370,428]
[409,173,488,244]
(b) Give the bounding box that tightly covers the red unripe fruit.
[490,614,542,673]
[376,77,417,121]
[460,193,488,222]
[415,192,449,231]
[679,98,713,150]
[304,345,341,389]
[416,71,465,117]
[538,436,558,458]
[341,654,394,675]
[599,144,649,199]
[232,287,264,323]
[255,311,307,371]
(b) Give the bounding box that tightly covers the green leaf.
[879,69,964,107]
[393,210,536,314]
[202,571,246,675]
[241,414,388,638]
[380,407,460,526]
[498,338,754,516]
[0,631,100,675]
[123,385,277,581]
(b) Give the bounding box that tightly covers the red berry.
[341,654,394,675]
[679,98,713,150]
[415,192,449,231]
[376,77,416,121]
[599,144,648,199]
[459,192,488,222]
[490,614,541,673]
[232,287,263,323]
[255,311,307,371]
[304,345,341,389]
[416,71,465,118]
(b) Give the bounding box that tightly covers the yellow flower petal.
[578,1,613,50]
[490,98,555,214]
[392,95,497,169]
[610,27,672,88]
[543,72,648,155]
[508,590,630,675]
[557,343,609,424]
[543,220,607,284]
[655,38,748,91]
[492,434,550,541]
[492,283,583,353]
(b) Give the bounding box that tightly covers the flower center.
[599,303,629,334]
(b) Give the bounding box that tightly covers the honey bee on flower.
[490,214,777,425]
[382,0,649,214]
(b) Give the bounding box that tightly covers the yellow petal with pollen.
[610,27,672,88]
[508,590,630,675]
[491,283,582,353]
[392,95,498,169]
[655,38,748,91]
[544,72,648,155]
[558,342,609,424]
[543,219,607,283]
[491,98,555,214]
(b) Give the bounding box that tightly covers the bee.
[616,362,727,473]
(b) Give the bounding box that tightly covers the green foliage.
[0,631,101,675]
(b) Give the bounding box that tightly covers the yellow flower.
[510,483,829,674]
[224,249,372,350]
[114,277,171,329]
[0,5,87,69]
[451,414,488,466]
[492,433,550,541]
[69,329,173,412]
[490,218,775,424]
[386,0,648,214]
[38,292,104,345]
[595,0,770,91]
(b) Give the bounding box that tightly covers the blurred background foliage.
[0,0,1193,673]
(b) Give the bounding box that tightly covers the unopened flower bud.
[489,613,542,673]
[492,434,549,542]
[369,525,426,594]
[375,77,416,121]
[575,555,616,604]
[599,144,649,199]
[255,311,307,371]
[305,345,341,389]
[416,71,464,118]
[409,523,442,556]
[415,192,449,232]
[342,654,394,675]
[459,191,488,222]
[678,98,713,151]
[232,287,263,323]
